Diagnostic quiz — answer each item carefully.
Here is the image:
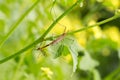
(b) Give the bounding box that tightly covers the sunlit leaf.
[63,36,83,72]
[68,46,78,72]
[49,36,83,72]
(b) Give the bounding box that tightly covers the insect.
[37,27,67,51]
[34,1,67,59]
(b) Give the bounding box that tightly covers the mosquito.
[37,27,67,51]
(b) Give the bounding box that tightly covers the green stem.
[68,14,120,34]
[0,0,80,64]
[44,14,120,41]
[0,0,40,48]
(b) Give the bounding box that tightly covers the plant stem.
[0,0,80,64]
[68,14,120,34]
[0,0,40,48]
[44,14,120,41]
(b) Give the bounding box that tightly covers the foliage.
[0,0,120,80]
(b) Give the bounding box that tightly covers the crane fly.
[37,27,67,51]
[34,2,67,59]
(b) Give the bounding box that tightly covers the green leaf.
[49,41,63,58]
[49,36,83,72]
[79,50,99,71]
[50,41,70,58]
[63,36,83,72]
[68,46,78,73]
[55,44,64,58]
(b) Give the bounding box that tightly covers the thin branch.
[68,14,120,34]
[44,14,120,41]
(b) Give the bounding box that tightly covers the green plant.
[0,0,120,80]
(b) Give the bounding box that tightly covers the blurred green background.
[0,0,120,80]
